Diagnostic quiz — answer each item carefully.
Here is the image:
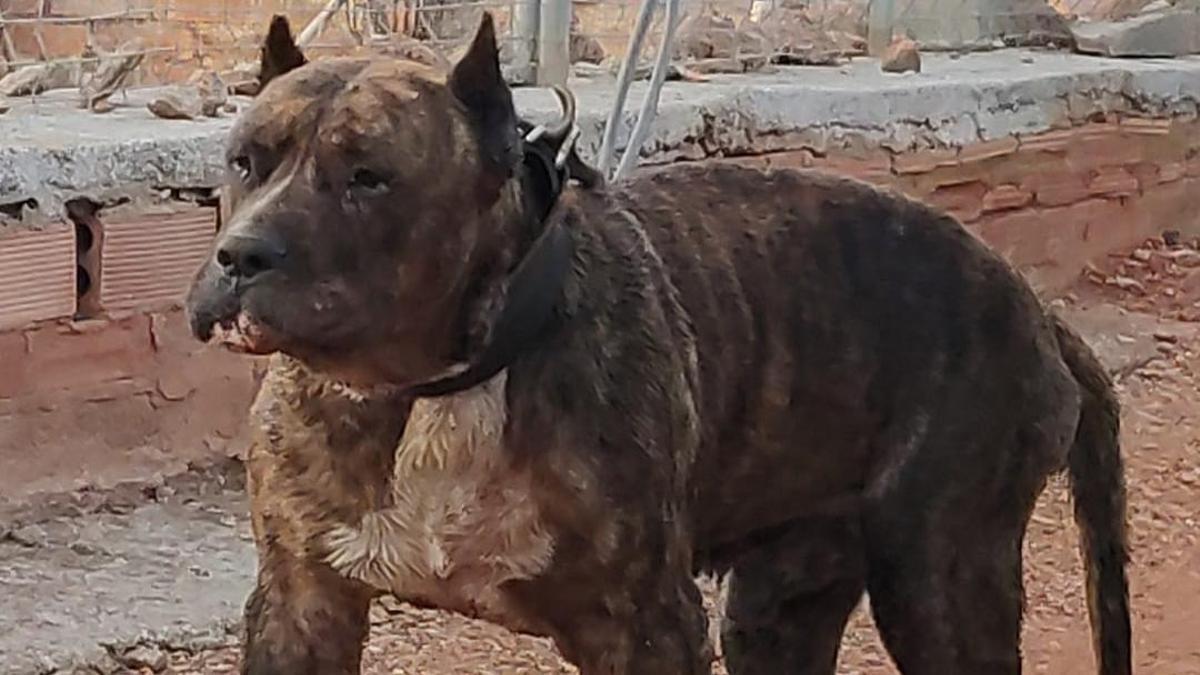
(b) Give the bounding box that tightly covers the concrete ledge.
[3,50,1200,227]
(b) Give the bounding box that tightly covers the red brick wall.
[0,204,256,499]
[719,117,1200,293]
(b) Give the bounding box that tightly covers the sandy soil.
[162,239,1200,675]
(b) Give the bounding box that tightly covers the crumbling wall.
[723,118,1200,292]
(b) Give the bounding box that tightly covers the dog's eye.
[350,168,388,192]
[230,155,252,181]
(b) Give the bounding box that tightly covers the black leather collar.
[406,128,576,399]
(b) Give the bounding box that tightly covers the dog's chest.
[322,372,553,623]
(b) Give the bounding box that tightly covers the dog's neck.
[406,136,578,399]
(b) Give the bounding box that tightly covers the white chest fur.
[321,371,554,619]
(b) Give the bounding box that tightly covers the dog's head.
[186,14,573,387]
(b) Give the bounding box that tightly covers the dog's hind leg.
[861,410,1059,675]
[720,510,866,675]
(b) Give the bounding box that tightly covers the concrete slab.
[3,49,1200,227]
[1073,9,1200,57]
[0,463,254,675]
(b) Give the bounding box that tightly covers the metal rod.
[297,0,350,47]
[511,0,539,85]
[597,0,658,178]
[536,0,570,86]
[613,0,680,181]
[0,9,155,26]
[867,0,896,56]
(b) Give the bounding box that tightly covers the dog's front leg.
[242,545,372,675]
[516,565,713,675]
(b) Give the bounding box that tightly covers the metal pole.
[867,0,895,56]
[612,0,679,181]
[511,0,540,85]
[597,0,657,177]
[298,0,349,47]
[536,0,570,86]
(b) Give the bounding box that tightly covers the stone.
[0,62,76,97]
[146,87,203,120]
[220,61,260,97]
[377,36,450,70]
[231,79,261,97]
[569,15,606,65]
[195,71,229,118]
[760,6,864,64]
[675,12,739,60]
[118,643,167,672]
[983,184,1034,212]
[1052,0,1157,20]
[1072,7,1200,57]
[881,38,921,73]
[888,0,1070,50]
[79,43,145,112]
[0,99,9,115]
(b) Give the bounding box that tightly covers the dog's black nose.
[216,234,286,280]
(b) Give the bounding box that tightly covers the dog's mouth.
[207,312,280,356]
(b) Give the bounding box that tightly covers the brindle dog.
[186,13,1132,675]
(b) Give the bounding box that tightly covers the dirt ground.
[162,238,1200,675]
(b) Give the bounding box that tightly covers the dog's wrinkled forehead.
[232,58,459,172]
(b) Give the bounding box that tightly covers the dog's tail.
[1055,317,1132,675]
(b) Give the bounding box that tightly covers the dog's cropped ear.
[258,15,307,91]
[450,13,520,175]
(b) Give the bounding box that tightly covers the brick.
[958,137,1020,165]
[1186,153,1200,178]
[758,149,817,171]
[987,149,1073,186]
[1088,167,1140,197]
[1064,125,1143,170]
[910,160,994,195]
[982,185,1033,213]
[809,152,893,181]
[1018,128,1078,153]
[1120,117,1172,136]
[1136,176,1200,244]
[724,155,770,171]
[1159,161,1187,184]
[1022,171,1091,207]
[928,181,987,223]
[0,226,76,331]
[19,314,155,397]
[893,148,959,175]
[1180,122,1200,152]
[1075,122,1123,140]
[0,331,30,399]
[974,201,1092,289]
[1130,162,1162,190]
[978,175,1200,293]
[99,205,218,313]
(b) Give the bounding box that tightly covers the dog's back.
[548,161,1129,674]
[572,163,1067,539]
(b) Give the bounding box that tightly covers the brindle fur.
[186,14,1131,675]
